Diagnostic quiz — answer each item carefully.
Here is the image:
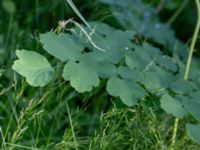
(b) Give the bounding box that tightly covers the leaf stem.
[170,0,200,149]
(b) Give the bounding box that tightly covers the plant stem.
[66,101,78,150]
[170,118,179,150]
[184,0,200,80]
[170,0,200,149]
[167,0,189,25]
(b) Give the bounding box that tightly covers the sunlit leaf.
[12,50,54,87]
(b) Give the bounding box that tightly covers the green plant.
[12,17,200,149]
[3,0,200,149]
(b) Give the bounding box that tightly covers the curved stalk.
[184,0,200,80]
[170,0,200,149]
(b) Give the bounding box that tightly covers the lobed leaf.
[62,61,100,93]
[160,94,187,117]
[155,55,177,72]
[78,52,118,78]
[182,92,200,121]
[40,32,84,62]
[186,123,200,144]
[106,77,146,106]
[118,66,143,82]
[12,50,54,87]
[170,80,194,95]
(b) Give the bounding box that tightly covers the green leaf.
[118,66,143,82]
[160,94,187,117]
[106,77,146,106]
[12,50,54,87]
[187,59,200,82]
[142,65,174,91]
[89,22,115,35]
[91,62,117,78]
[78,52,117,78]
[186,123,200,144]
[142,44,162,58]
[142,71,163,91]
[155,55,177,72]
[170,80,193,95]
[73,22,135,64]
[125,44,161,70]
[182,93,200,121]
[125,51,145,69]
[100,0,176,49]
[142,71,165,91]
[92,32,133,64]
[62,61,100,93]
[40,32,84,62]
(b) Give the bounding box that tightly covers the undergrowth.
[1,0,200,150]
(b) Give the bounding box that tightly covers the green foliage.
[182,93,200,121]
[63,61,100,93]
[12,18,200,144]
[170,79,193,94]
[107,77,146,106]
[186,123,200,144]
[12,22,178,103]
[160,94,187,117]
[1,0,200,149]
[156,55,177,72]
[12,50,54,87]
[40,32,84,62]
[99,0,177,48]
